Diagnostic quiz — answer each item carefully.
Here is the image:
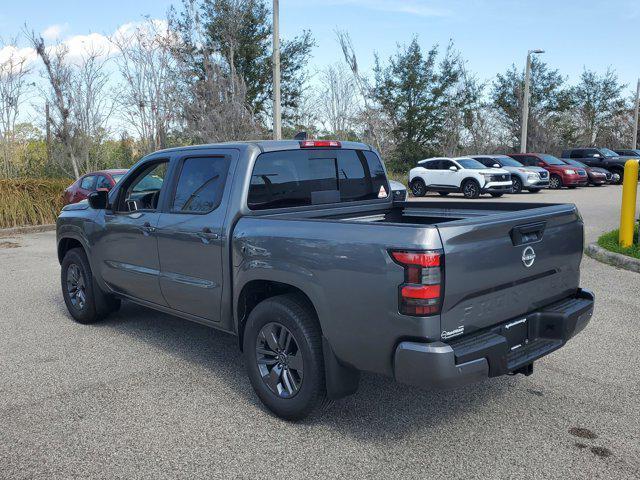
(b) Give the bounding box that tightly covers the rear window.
[248,149,389,210]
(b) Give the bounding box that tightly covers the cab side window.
[117,160,169,212]
[171,156,229,213]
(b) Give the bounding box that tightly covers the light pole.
[632,79,640,149]
[520,49,545,153]
[272,0,282,140]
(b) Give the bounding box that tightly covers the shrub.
[0,178,71,228]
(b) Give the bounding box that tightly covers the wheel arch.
[57,236,88,264]
[236,280,319,352]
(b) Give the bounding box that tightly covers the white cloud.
[41,23,68,41]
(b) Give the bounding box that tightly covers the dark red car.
[63,169,128,205]
[508,153,588,189]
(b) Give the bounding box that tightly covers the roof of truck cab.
[151,140,374,155]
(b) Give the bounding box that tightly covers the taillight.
[299,140,341,148]
[391,250,443,316]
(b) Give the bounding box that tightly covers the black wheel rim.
[464,182,477,197]
[66,263,86,310]
[513,178,522,192]
[411,182,425,196]
[256,322,303,398]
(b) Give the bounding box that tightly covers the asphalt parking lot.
[1,185,639,479]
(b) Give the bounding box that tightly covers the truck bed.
[234,199,583,376]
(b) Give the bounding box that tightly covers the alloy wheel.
[66,263,86,310]
[256,322,303,398]
[463,182,479,198]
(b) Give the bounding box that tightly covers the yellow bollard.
[619,159,639,247]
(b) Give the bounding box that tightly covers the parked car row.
[408,147,636,199]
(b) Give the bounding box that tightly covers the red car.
[63,169,128,205]
[508,153,588,189]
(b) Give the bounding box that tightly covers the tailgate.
[436,204,583,339]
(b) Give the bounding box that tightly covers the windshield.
[566,159,587,168]
[456,158,487,169]
[539,154,565,165]
[496,157,523,167]
[600,148,618,157]
[112,174,125,184]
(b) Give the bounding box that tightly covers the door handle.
[140,221,156,236]
[197,227,219,244]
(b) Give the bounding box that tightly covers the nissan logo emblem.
[522,246,536,267]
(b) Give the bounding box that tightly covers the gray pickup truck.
[56,140,594,420]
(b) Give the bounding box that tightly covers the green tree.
[372,38,466,170]
[170,0,314,126]
[569,68,627,146]
[491,57,570,152]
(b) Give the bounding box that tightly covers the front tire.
[549,175,562,189]
[462,179,480,199]
[61,248,120,324]
[511,177,523,193]
[243,294,327,421]
[410,178,427,197]
[611,169,623,185]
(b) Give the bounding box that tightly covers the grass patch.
[0,178,71,229]
[597,226,640,259]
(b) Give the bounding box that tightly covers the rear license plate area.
[502,318,528,351]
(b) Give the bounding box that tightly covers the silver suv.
[472,155,549,193]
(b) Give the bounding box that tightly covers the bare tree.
[316,63,358,136]
[28,31,81,178]
[111,19,177,153]
[72,47,115,172]
[0,38,32,177]
[335,30,383,151]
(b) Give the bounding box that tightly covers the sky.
[1,0,639,95]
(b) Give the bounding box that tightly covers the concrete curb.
[0,224,56,237]
[585,242,640,274]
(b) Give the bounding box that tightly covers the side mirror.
[538,162,545,167]
[492,164,501,168]
[449,166,458,172]
[88,190,108,210]
[593,153,601,158]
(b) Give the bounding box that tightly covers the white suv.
[409,157,513,199]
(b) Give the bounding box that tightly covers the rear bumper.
[393,289,594,389]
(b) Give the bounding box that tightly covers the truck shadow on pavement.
[97,301,512,440]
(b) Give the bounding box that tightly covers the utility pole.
[520,49,545,153]
[272,0,282,140]
[633,79,640,149]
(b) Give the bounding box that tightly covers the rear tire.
[462,179,480,199]
[410,178,427,197]
[61,248,120,324]
[243,294,327,421]
[549,175,562,189]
